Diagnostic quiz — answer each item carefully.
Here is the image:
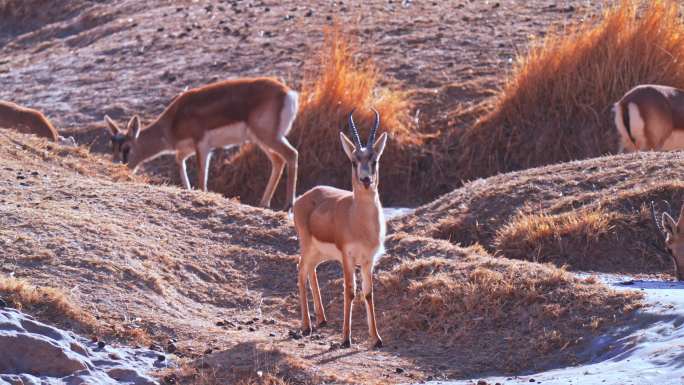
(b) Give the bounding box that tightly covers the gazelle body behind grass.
[105,77,299,209]
[0,101,59,142]
[653,203,684,281]
[293,109,388,349]
[614,84,684,152]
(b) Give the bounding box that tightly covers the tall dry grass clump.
[215,25,417,207]
[457,0,684,181]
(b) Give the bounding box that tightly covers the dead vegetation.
[456,0,684,181]
[0,276,97,334]
[395,151,684,276]
[215,25,420,207]
[0,131,643,383]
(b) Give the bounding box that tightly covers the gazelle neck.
[129,118,174,170]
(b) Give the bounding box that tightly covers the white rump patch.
[279,90,299,137]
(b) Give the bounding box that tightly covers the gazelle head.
[339,109,388,192]
[652,202,684,281]
[104,115,141,166]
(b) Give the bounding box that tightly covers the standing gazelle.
[652,202,684,281]
[104,77,299,209]
[613,84,684,152]
[293,109,388,349]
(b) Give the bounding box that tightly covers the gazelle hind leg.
[361,263,382,348]
[308,264,327,327]
[194,144,213,192]
[298,258,312,335]
[257,146,285,208]
[176,152,193,189]
[341,257,356,348]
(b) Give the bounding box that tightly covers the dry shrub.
[0,275,96,333]
[372,236,641,374]
[494,182,684,274]
[457,0,684,181]
[214,25,418,207]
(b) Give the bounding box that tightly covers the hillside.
[393,150,684,276]
[0,130,641,384]
[0,0,608,206]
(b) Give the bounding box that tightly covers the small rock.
[0,299,6,308]
[297,343,305,348]
[157,354,166,362]
[329,342,340,350]
[268,332,276,337]
[530,379,536,383]
[304,9,313,17]
[215,321,225,327]
[477,381,488,385]
[288,330,302,340]
[395,368,404,374]
[204,348,213,355]
[248,327,256,332]
[97,341,105,349]
[166,342,177,353]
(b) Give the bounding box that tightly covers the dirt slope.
[0,130,641,384]
[0,0,607,206]
[393,150,684,276]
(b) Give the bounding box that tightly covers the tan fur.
[614,84,684,152]
[105,77,299,209]
[293,126,388,349]
[662,205,684,281]
[0,101,59,142]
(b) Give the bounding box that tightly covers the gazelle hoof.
[372,339,383,349]
[302,327,312,336]
[317,320,327,328]
[340,339,351,349]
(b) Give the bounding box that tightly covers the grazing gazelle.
[293,109,388,349]
[0,100,59,142]
[104,77,299,209]
[652,202,684,281]
[613,84,684,152]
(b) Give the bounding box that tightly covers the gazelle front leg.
[195,144,213,192]
[176,151,193,190]
[341,257,356,348]
[361,262,382,348]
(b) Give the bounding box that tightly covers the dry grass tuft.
[456,0,684,181]
[0,275,97,333]
[380,239,640,373]
[214,24,419,207]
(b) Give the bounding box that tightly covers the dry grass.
[215,24,420,207]
[323,235,642,375]
[0,275,97,333]
[456,0,684,181]
[394,150,684,275]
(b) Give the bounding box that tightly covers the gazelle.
[652,202,684,281]
[104,77,299,209]
[613,84,684,152]
[0,100,59,142]
[293,109,388,349]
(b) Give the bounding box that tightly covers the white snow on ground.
[384,207,414,220]
[0,308,165,385]
[417,275,684,385]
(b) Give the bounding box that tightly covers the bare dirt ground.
[0,130,640,384]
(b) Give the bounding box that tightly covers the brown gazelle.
[104,77,299,209]
[0,101,59,142]
[293,109,388,349]
[652,202,684,281]
[613,84,684,152]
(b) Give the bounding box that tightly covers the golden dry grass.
[395,150,684,275]
[0,275,97,333]
[215,24,420,207]
[456,0,684,181]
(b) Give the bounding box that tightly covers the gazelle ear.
[339,132,356,161]
[104,115,120,136]
[663,212,678,237]
[127,115,141,140]
[372,132,388,159]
